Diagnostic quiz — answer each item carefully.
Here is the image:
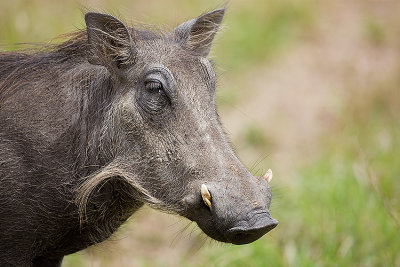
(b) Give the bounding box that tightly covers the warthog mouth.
[186,174,278,245]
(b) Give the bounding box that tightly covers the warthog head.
[77,8,277,245]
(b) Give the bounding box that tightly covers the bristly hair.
[0,23,171,217]
[0,22,167,65]
[0,24,167,101]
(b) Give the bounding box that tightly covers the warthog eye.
[137,78,169,115]
[145,80,165,96]
[136,67,174,116]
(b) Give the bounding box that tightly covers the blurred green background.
[1,0,399,266]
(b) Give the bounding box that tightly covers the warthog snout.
[184,171,278,245]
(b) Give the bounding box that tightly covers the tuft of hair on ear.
[174,8,225,57]
[85,12,136,74]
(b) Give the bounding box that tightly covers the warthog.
[0,8,277,266]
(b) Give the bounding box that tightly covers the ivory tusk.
[264,169,273,183]
[201,184,212,211]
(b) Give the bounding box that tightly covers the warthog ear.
[174,8,225,57]
[85,12,135,74]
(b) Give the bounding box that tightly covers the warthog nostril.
[226,212,278,245]
[201,184,212,211]
[264,169,273,183]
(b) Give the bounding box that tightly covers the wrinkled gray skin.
[0,9,277,267]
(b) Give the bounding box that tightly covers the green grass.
[62,253,86,267]
[363,18,386,45]
[243,124,271,149]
